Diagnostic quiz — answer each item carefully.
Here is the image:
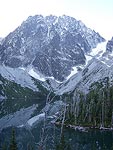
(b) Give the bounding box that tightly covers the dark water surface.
[1,125,113,150]
[63,128,113,150]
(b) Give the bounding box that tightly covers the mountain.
[57,38,113,95]
[54,37,113,131]
[0,15,105,81]
[0,38,2,44]
[1,14,112,149]
[106,37,113,52]
[0,69,57,117]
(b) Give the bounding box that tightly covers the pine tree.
[2,143,7,150]
[56,134,66,150]
[27,143,33,150]
[9,128,18,150]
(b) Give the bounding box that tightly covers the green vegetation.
[0,75,56,118]
[60,77,113,128]
[56,134,71,150]
[9,128,18,150]
[2,143,7,150]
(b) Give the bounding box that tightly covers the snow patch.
[85,41,107,66]
[0,65,38,91]
[18,124,24,128]
[19,67,26,71]
[65,42,107,81]
[90,41,107,57]
[85,55,92,65]
[28,69,46,82]
[66,67,78,80]
[46,76,62,83]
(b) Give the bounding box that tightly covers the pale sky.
[0,0,113,40]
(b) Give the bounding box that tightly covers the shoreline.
[54,122,113,132]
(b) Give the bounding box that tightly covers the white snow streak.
[19,67,25,71]
[85,41,107,65]
[85,55,92,65]
[66,67,78,80]
[100,60,111,67]
[90,41,107,57]
[46,76,62,83]
[28,69,46,82]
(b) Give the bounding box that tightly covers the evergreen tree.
[2,143,7,150]
[27,143,33,150]
[56,134,66,150]
[56,134,71,150]
[9,128,18,150]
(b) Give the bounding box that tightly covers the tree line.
[59,77,113,128]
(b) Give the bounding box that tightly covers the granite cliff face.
[57,37,113,95]
[0,15,105,81]
[106,37,113,52]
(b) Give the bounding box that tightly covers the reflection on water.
[32,124,113,150]
[1,125,113,150]
[64,128,113,150]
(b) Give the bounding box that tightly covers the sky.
[0,0,113,40]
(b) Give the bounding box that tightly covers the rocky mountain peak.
[106,37,113,52]
[0,15,105,81]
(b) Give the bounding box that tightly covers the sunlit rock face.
[0,15,105,81]
[106,37,113,52]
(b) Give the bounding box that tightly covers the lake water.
[1,124,113,150]
[32,124,113,150]
[63,128,113,150]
